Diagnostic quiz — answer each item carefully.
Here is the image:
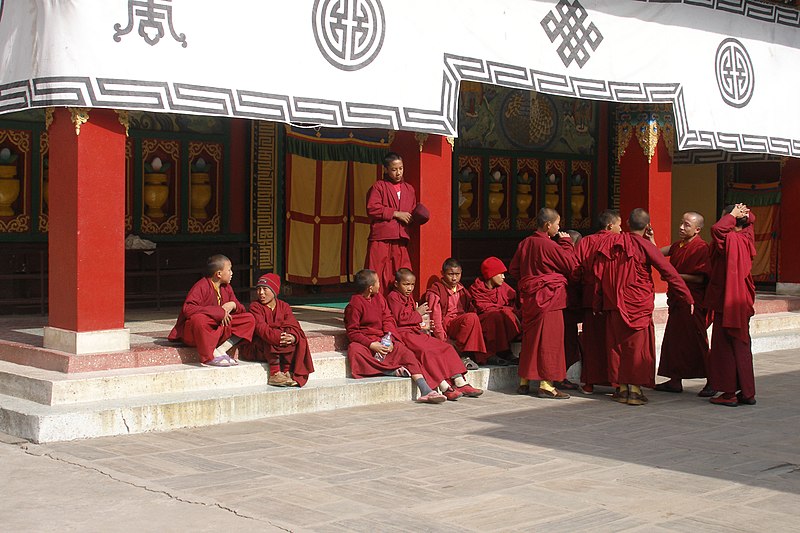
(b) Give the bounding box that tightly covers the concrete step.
[0,366,520,443]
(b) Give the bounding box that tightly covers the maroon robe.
[365,179,416,294]
[168,278,255,364]
[594,233,692,387]
[705,213,757,398]
[386,290,467,386]
[658,236,713,380]
[344,292,423,378]
[239,299,315,386]
[510,232,577,381]
[468,279,521,361]
[575,230,615,385]
[425,280,487,355]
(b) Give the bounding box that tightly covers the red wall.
[780,159,800,284]
[229,119,248,234]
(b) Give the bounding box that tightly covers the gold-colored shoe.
[611,388,629,404]
[283,371,299,387]
[268,372,292,387]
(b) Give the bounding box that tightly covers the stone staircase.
[1,296,799,443]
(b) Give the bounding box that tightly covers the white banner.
[1,0,799,156]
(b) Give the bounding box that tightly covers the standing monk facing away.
[509,208,578,399]
[365,152,421,295]
[168,254,255,367]
[655,212,714,396]
[594,209,693,406]
[705,203,757,407]
[574,210,622,394]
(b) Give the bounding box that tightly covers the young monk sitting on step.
[425,258,487,370]
[388,268,484,401]
[468,257,521,366]
[168,254,255,367]
[344,269,446,404]
[239,273,314,387]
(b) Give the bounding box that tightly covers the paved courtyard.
[2,348,799,532]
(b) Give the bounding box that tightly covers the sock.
[439,380,451,392]
[629,385,642,395]
[520,378,529,386]
[216,335,242,353]
[539,380,555,392]
[416,378,433,396]
[618,384,629,392]
[452,375,467,388]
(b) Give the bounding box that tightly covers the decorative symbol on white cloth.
[540,0,603,69]
[715,38,754,108]
[312,0,386,71]
[113,0,187,48]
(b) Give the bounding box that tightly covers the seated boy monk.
[239,274,314,387]
[425,258,487,370]
[168,254,255,367]
[468,257,521,366]
[388,268,484,401]
[344,269,447,404]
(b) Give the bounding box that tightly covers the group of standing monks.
[511,203,757,407]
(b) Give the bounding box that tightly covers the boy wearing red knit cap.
[239,273,315,387]
[469,257,521,366]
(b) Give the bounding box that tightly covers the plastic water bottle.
[374,332,392,362]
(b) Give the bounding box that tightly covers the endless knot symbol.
[715,38,754,108]
[540,0,602,69]
[312,0,385,71]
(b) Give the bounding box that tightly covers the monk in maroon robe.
[509,208,578,399]
[468,256,521,366]
[574,210,622,394]
[593,209,693,406]
[239,274,314,387]
[168,254,255,366]
[655,212,714,395]
[425,258,488,368]
[388,269,483,401]
[365,152,417,295]
[705,204,757,407]
[344,269,446,404]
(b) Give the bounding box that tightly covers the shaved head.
[536,208,560,229]
[628,208,650,231]
[685,211,704,229]
[598,209,621,229]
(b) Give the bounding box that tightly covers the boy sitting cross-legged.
[468,257,521,366]
[168,254,255,367]
[388,268,484,401]
[344,269,446,404]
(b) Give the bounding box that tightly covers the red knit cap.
[256,273,281,296]
[480,256,506,280]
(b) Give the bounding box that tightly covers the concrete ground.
[1,348,799,532]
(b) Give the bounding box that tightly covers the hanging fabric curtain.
[284,126,388,285]
[725,182,781,283]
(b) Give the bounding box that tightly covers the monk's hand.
[393,211,412,224]
[557,231,570,239]
[416,302,429,315]
[221,301,237,314]
[280,332,296,346]
[370,341,391,356]
[221,310,232,326]
[731,203,747,218]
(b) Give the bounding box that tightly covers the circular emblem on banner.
[312,0,386,71]
[715,38,754,108]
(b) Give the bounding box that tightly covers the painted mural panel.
[459,82,595,155]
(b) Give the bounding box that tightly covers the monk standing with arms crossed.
[655,212,714,396]
[705,203,757,407]
[510,208,578,399]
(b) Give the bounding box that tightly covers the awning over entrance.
[1,0,799,156]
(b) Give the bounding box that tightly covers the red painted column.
[619,135,672,292]
[44,108,128,354]
[391,132,453,296]
[779,158,800,290]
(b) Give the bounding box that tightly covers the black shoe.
[737,393,757,405]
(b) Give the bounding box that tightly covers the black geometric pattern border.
[2,51,799,157]
[638,0,800,27]
[672,149,783,165]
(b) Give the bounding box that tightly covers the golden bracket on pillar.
[115,110,130,137]
[68,107,90,135]
[445,136,455,151]
[414,133,429,152]
[44,108,54,130]
[615,105,676,164]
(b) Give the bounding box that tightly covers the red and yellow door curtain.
[283,126,389,285]
[725,181,780,283]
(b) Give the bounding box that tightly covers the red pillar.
[779,158,800,292]
[44,108,129,354]
[391,132,453,296]
[619,135,672,292]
